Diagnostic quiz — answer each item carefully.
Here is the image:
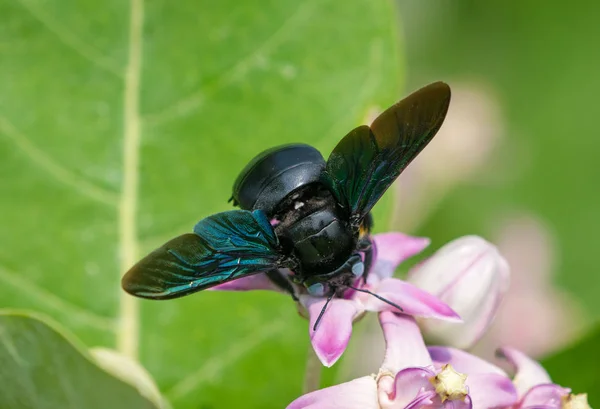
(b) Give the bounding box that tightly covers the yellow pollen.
[562,393,592,409]
[429,364,468,402]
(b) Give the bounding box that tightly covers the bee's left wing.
[121,210,284,300]
[322,82,451,223]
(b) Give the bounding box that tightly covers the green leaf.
[542,327,600,407]
[0,0,403,407]
[0,311,160,409]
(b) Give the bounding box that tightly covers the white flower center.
[429,364,468,402]
[562,393,591,409]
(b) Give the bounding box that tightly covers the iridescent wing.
[121,210,283,300]
[322,82,451,222]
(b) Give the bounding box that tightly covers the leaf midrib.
[117,0,144,359]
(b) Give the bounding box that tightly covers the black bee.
[122,82,451,328]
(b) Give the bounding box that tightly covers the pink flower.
[473,215,584,360]
[495,347,592,409]
[287,312,518,409]
[408,236,510,349]
[213,233,460,367]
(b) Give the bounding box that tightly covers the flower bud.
[408,235,510,348]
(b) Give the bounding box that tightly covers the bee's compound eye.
[352,261,365,278]
[307,283,326,297]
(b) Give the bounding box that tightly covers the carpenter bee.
[122,82,451,329]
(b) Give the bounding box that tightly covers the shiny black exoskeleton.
[230,144,366,294]
[122,82,451,327]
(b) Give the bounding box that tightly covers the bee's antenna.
[313,292,335,331]
[347,285,404,312]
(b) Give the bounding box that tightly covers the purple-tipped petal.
[388,367,436,407]
[365,278,461,321]
[210,272,281,292]
[398,390,437,409]
[428,347,506,376]
[467,373,518,408]
[442,395,473,409]
[379,312,432,372]
[371,233,431,280]
[301,295,362,367]
[405,393,437,409]
[520,384,571,409]
[408,236,510,349]
[496,347,552,397]
[286,376,378,409]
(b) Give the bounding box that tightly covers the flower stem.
[302,344,322,393]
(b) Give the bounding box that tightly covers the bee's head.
[303,254,365,297]
[303,254,403,332]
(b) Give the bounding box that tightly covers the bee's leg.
[357,235,376,284]
[266,269,298,302]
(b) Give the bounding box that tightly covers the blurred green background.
[399,0,600,318]
[0,0,598,407]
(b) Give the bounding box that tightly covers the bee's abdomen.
[285,206,354,275]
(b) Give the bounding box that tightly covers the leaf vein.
[116,0,144,359]
[0,115,119,207]
[0,266,116,331]
[317,38,385,147]
[15,0,123,77]
[142,0,321,127]
[166,317,287,401]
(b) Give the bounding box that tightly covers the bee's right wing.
[322,82,451,222]
[121,210,284,300]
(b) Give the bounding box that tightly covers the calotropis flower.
[474,216,583,360]
[495,347,592,409]
[287,312,518,409]
[408,235,510,349]
[213,232,460,366]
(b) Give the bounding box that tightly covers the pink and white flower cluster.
[289,234,592,409]
[214,232,592,409]
[289,311,591,409]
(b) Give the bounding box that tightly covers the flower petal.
[365,278,461,321]
[409,236,510,349]
[520,384,571,409]
[371,233,431,281]
[386,367,436,408]
[408,236,508,291]
[405,392,438,409]
[210,272,280,292]
[442,395,472,409]
[301,295,363,367]
[466,373,518,409]
[379,312,432,372]
[287,376,378,409]
[428,347,506,376]
[496,347,552,397]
